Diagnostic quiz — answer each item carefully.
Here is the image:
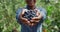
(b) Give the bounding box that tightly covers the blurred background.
[0,0,60,32]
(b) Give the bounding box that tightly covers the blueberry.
[23,10,37,21]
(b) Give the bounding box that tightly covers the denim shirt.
[16,6,47,32]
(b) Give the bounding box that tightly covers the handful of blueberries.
[23,10,37,21]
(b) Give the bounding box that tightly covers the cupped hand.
[19,9,31,26]
[30,9,43,26]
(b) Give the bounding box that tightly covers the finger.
[20,17,28,22]
[21,9,26,16]
[28,23,34,27]
[36,11,40,16]
[26,21,30,24]
[30,20,34,22]
[31,19,39,23]
[33,20,39,23]
[35,10,40,16]
[21,9,28,16]
[32,17,38,20]
[30,20,37,23]
[31,23,37,26]
[27,23,32,26]
[30,20,39,23]
[31,23,35,26]
[23,20,30,25]
[22,9,27,14]
[32,14,42,20]
[34,20,40,23]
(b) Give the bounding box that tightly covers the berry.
[23,10,37,21]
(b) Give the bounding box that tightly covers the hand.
[32,9,42,21]
[30,9,43,25]
[30,19,40,26]
[19,9,31,26]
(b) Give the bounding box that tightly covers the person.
[16,0,47,32]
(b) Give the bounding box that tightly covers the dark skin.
[19,0,42,27]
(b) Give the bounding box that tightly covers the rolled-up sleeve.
[39,8,47,21]
[16,8,22,24]
[40,8,47,20]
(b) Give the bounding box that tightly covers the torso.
[21,7,43,32]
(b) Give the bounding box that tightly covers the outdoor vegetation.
[0,0,60,32]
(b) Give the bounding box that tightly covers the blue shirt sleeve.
[39,7,47,20]
[16,8,22,24]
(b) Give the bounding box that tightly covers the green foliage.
[0,0,60,32]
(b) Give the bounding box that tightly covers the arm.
[16,8,32,26]
[40,8,47,20]
[30,8,47,26]
[19,9,31,25]
[16,8,22,24]
[31,8,47,22]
